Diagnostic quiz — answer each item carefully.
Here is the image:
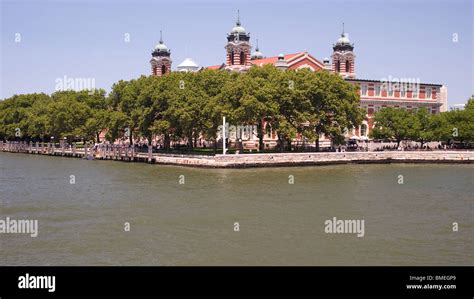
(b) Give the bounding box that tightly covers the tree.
[307,70,364,150]
[371,108,413,146]
[409,108,434,147]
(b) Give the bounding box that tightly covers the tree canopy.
[3,66,471,151]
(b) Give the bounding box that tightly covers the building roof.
[207,63,225,70]
[178,58,199,68]
[206,52,324,70]
[345,78,443,87]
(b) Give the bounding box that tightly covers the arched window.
[361,124,367,137]
[231,51,235,65]
[265,123,272,139]
[346,61,350,72]
[161,65,167,75]
[336,61,341,73]
[240,51,246,65]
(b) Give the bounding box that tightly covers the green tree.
[371,107,413,146]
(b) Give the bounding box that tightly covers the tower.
[225,10,252,71]
[150,30,172,76]
[251,39,264,60]
[331,23,355,78]
[274,54,288,70]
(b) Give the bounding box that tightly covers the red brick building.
[150,13,447,143]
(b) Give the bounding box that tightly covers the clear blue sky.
[1,0,472,105]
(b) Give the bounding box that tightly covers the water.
[0,153,472,265]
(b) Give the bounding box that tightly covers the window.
[336,61,341,73]
[231,51,235,65]
[412,87,418,98]
[388,86,394,97]
[375,106,381,113]
[346,61,350,72]
[361,84,368,96]
[400,85,406,97]
[375,85,381,96]
[360,124,367,137]
[240,51,246,65]
[161,65,167,75]
[426,87,432,99]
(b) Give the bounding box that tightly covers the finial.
[236,9,241,26]
[342,22,345,36]
[256,38,259,51]
[159,30,163,44]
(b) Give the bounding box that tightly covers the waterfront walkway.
[1,141,473,168]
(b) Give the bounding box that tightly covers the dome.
[251,39,264,60]
[177,57,199,72]
[231,25,247,34]
[154,30,170,53]
[251,50,263,59]
[230,10,248,35]
[178,58,198,68]
[155,42,169,51]
[337,32,351,44]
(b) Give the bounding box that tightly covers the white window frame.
[412,87,418,98]
[426,87,432,99]
[375,85,381,97]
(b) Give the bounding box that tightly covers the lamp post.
[222,116,226,155]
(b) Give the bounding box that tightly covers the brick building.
[150,13,447,147]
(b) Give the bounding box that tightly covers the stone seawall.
[212,151,474,168]
[2,141,473,168]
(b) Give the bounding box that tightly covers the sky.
[1,0,473,106]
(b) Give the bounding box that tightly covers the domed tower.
[225,10,252,71]
[331,23,355,78]
[150,31,172,76]
[251,39,264,60]
[275,53,288,70]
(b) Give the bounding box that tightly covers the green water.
[0,153,472,265]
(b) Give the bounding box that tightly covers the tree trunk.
[187,132,193,151]
[277,134,284,152]
[315,134,320,152]
[213,136,217,155]
[164,134,170,150]
[286,138,292,151]
[129,131,133,145]
[257,122,264,152]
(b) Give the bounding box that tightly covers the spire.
[236,9,241,26]
[256,38,259,51]
[342,22,345,35]
[159,30,163,44]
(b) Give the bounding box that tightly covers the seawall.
[1,141,473,168]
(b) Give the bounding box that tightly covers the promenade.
[1,141,473,168]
